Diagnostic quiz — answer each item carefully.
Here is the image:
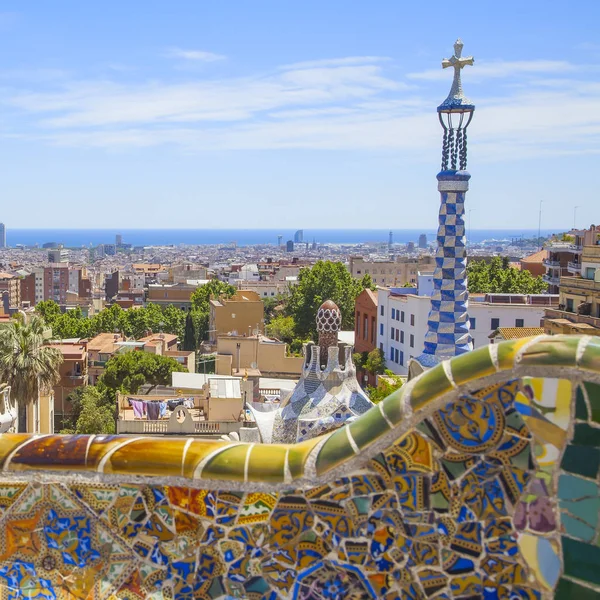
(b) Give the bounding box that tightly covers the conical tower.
[413,39,475,374]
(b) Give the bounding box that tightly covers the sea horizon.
[5,228,560,248]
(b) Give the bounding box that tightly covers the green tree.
[190,280,236,312]
[364,348,386,375]
[286,261,374,340]
[266,315,296,344]
[101,351,186,395]
[75,386,116,435]
[183,311,197,351]
[467,257,547,294]
[0,316,63,432]
[263,294,287,324]
[367,374,404,404]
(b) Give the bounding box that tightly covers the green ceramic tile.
[380,386,406,425]
[560,512,596,542]
[558,474,598,501]
[246,445,287,483]
[561,497,600,529]
[555,578,600,600]
[315,427,356,476]
[287,437,321,480]
[579,338,600,374]
[584,382,600,423]
[349,405,391,450]
[561,445,600,478]
[573,423,600,447]
[576,386,589,420]
[562,536,600,585]
[450,347,496,386]
[410,364,453,411]
[201,445,249,481]
[518,336,580,369]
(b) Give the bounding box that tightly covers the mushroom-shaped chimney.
[316,300,341,364]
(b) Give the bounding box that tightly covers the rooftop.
[491,327,545,340]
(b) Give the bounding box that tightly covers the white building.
[377,288,557,376]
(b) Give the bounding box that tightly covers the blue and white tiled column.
[421,170,472,362]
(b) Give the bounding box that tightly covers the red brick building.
[354,288,378,386]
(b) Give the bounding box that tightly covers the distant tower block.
[414,39,475,372]
[277,235,283,247]
[388,230,393,250]
[286,240,294,252]
[419,233,427,249]
[116,233,122,247]
[294,229,304,243]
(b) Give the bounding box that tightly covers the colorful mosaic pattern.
[0,335,596,598]
[420,170,472,365]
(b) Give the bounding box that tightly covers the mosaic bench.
[0,334,598,599]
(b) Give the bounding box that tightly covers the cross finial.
[438,39,474,111]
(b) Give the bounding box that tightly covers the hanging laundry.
[146,402,160,420]
[183,398,194,409]
[167,399,183,411]
[159,401,167,418]
[130,399,146,419]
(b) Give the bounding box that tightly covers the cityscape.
[0,2,597,599]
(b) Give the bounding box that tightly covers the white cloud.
[2,54,599,163]
[408,59,578,81]
[165,48,226,62]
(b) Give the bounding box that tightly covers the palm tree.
[0,316,63,433]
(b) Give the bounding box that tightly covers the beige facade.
[349,256,434,287]
[543,243,600,335]
[25,391,55,434]
[209,291,264,343]
[146,282,198,309]
[88,332,125,384]
[216,335,303,377]
[0,273,21,309]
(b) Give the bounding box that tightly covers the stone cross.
[442,39,474,104]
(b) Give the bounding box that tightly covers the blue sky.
[0,1,598,230]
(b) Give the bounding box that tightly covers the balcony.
[568,244,583,254]
[567,261,582,274]
[89,360,107,368]
[543,274,560,286]
[542,259,560,268]
[67,371,86,380]
[559,276,600,292]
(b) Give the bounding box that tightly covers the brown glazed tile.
[6,434,93,471]
[0,434,46,470]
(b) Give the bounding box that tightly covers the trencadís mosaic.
[0,335,597,598]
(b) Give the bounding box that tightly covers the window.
[380,323,384,336]
[395,329,399,342]
[390,327,395,339]
[400,351,404,366]
[491,318,500,330]
[400,330,404,344]
[357,270,361,274]
[516,319,524,328]
[566,298,574,312]
[364,315,368,339]
[410,314,415,326]
[371,317,376,343]
[586,267,596,280]
[395,348,399,364]
[395,311,400,322]
[390,347,394,361]
[410,334,414,348]
[391,308,396,319]
[469,317,476,330]
[401,311,405,323]
[380,305,384,317]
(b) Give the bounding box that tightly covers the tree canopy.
[467,257,547,294]
[74,386,116,435]
[0,316,63,432]
[101,351,186,395]
[286,261,374,340]
[366,373,403,404]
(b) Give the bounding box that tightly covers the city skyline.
[0,1,598,229]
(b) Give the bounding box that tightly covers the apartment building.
[0,273,21,311]
[45,340,88,431]
[349,256,434,287]
[44,264,69,304]
[146,281,205,310]
[544,242,600,335]
[377,288,556,376]
[88,332,125,384]
[209,291,264,344]
[354,288,378,386]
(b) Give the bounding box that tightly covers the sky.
[0,1,598,230]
